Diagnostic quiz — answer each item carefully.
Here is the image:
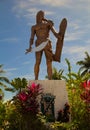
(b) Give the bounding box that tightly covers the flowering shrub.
[57,103,70,122]
[14,83,42,115]
[80,80,90,112]
[81,80,90,90]
[80,80,90,103]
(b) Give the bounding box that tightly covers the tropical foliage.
[0,64,10,90]
[46,67,64,80]
[5,77,28,92]
[77,51,90,76]
[14,82,42,115]
[0,53,90,130]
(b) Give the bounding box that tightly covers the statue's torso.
[33,23,50,44]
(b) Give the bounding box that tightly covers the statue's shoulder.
[32,24,40,28]
[31,24,37,31]
[32,24,36,29]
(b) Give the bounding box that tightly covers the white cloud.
[23,61,30,65]
[39,0,70,7]
[68,20,81,30]
[39,0,90,11]
[63,44,90,59]
[64,19,88,42]
[13,3,54,19]
[65,31,85,42]
[12,0,71,19]
[5,68,18,72]
[86,39,90,44]
[0,38,19,43]
[61,43,90,66]
[13,0,90,13]
[19,74,34,80]
[4,68,17,79]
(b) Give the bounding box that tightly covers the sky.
[0,0,90,84]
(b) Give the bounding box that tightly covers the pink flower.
[82,80,90,90]
[27,83,37,92]
[18,92,28,101]
[16,82,42,114]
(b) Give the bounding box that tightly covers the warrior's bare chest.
[35,24,48,31]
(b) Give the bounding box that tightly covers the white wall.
[29,80,68,118]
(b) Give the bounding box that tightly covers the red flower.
[82,80,90,90]
[16,83,42,114]
[18,92,28,101]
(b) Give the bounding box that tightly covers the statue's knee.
[35,60,41,66]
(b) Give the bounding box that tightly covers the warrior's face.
[36,10,44,24]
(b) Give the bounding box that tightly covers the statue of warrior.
[26,10,67,80]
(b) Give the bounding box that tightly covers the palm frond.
[0,82,8,88]
[81,69,88,77]
[76,52,90,76]
[85,51,90,59]
[0,64,5,74]
[5,87,15,92]
[0,64,3,68]
[0,77,10,83]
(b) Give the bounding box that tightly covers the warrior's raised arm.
[43,18,61,39]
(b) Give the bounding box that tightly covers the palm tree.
[0,64,10,89]
[7,77,28,92]
[76,52,90,76]
[63,58,90,85]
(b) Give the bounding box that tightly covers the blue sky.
[0,0,90,82]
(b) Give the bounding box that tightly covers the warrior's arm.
[51,27,59,38]
[43,18,60,39]
[29,26,35,49]
[51,26,63,40]
[25,26,35,54]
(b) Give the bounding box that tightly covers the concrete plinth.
[29,80,68,118]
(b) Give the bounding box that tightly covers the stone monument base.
[29,80,68,118]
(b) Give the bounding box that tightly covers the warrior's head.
[36,10,44,24]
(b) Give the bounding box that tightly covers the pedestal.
[29,80,68,118]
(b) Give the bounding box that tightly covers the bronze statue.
[26,10,67,80]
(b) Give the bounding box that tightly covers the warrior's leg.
[46,60,52,80]
[44,41,53,79]
[34,51,43,80]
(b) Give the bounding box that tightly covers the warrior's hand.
[57,34,63,40]
[25,47,32,54]
[42,18,54,27]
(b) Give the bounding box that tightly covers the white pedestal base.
[29,80,68,118]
